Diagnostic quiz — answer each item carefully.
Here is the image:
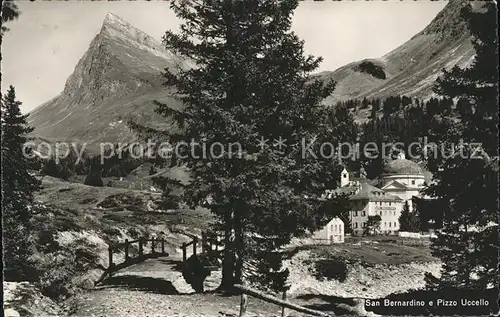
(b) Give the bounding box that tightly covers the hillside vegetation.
[3,175,213,315]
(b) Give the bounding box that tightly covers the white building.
[379,152,426,211]
[324,154,426,236]
[312,217,345,244]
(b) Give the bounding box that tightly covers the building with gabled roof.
[323,152,426,236]
[312,217,345,244]
[379,152,426,210]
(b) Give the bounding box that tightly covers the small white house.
[312,217,345,244]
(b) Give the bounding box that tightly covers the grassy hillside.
[316,0,474,105]
[12,176,212,302]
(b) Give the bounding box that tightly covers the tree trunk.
[219,209,235,292]
[233,208,244,285]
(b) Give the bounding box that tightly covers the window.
[361,210,366,217]
[389,202,391,206]
[331,224,334,231]
[343,174,347,178]
[389,222,392,228]
[353,222,358,229]
[362,222,366,228]
[394,222,397,227]
[384,222,387,227]
[354,211,358,217]
[412,180,415,185]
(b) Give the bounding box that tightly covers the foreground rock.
[3,282,62,316]
[285,249,441,299]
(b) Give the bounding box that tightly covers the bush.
[97,193,142,209]
[102,225,122,237]
[84,172,103,187]
[40,157,75,180]
[355,61,386,79]
[32,237,101,300]
[314,258,348,282]
[79,197,97,205]
[127,227,142,239]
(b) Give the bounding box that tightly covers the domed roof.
[383,159,423,175]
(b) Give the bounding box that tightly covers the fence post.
[193,237,197,256]
[282,283,290,317]
[139,238,144,257]
[201,232,205,253]
[124,239,129,262]
[182,242,187,261]
[151,237,156,254]
[239,287,248,317]
[281,289,287,317]
[161,238,165,254]
[108,246,113,269]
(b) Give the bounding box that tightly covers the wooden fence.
[181,231,224,261]
[95,237,169,285]
[234,284,332,317]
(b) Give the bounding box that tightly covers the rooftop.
[383,158,424,175]
[324,181,403,202]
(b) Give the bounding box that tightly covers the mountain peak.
[418,0,469,39]
[100,12,152,42]
[103,12,129,27]
[97,12,176,61]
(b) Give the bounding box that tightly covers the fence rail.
[234,284,332,317]
[95,237,169,285]
[179,234,333,316]
[181,231,224,261]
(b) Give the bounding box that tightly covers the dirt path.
[69,255,309,317]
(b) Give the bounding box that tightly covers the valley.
[2,175,440,316]
[2,0,498,316]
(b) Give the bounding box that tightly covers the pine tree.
[425,2,498,291]
[40,157,59,178]
[84,157,104,187]
[148,164,157,176]
[364,215,381,236]
[399,201,420,233]
[1,86,41,280]
[408,208,420,233]
[399,201,412,232]
[1,1,20,35]
[132,0,349,292]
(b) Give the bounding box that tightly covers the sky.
[2,0,447,113]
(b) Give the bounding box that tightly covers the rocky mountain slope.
[317,0,475,104]
[28,1,474,144]
[28,13,189,144]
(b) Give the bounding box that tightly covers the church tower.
[340,167,349,187]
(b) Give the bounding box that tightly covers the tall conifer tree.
[425,2,498,290]
[133,0,350,292]
[1,86,41,279]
